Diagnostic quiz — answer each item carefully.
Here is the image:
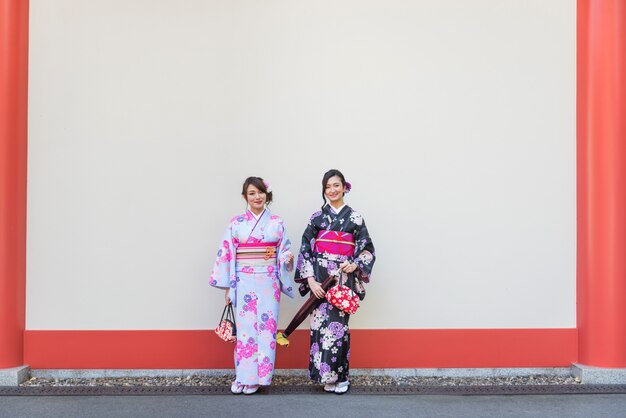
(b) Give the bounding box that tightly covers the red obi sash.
[314,230,355,257]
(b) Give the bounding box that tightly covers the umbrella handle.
[276,332,289,347]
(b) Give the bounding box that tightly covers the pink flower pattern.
[258,356,274,378]
[241,293,258,316]
[236,338,258,362]
[210,211,296,386]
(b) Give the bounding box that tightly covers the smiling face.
[324,175,346,205]
[245,183,267,213]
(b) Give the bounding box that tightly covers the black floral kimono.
[295,205,375,384]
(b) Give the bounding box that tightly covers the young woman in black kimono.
[295,169,375,394]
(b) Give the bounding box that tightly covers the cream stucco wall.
[26,0,575,330]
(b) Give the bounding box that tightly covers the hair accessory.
[263,180,272,193]
[345,181,352,193]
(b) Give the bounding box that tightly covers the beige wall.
[26,0,575,330]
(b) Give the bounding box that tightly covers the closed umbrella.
[276,276,335,347]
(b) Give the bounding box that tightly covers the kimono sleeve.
[352,216,375,283]
[276,220,295,298]
[209,223,237,303]
[295,211,321,296]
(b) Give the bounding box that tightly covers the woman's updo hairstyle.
[321,169,347,207]
[242,176,273,205]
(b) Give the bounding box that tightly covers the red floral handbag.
[215,303,237,343]
[325,274,360,315]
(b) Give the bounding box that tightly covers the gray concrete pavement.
[1,394,626,418]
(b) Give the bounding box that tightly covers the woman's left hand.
[340,260,357,273]
[284,253,294,272]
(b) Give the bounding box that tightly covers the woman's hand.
[307,277,326,299]
[224,289,231,305]
[285,253,294,272]
[340,260,357,273]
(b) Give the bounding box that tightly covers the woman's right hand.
[224,289,230,305]
[308,277,325,299]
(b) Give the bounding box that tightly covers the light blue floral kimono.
[210,209,295,385]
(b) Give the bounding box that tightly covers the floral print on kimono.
[210,209,295,386]
[295,205,375,384]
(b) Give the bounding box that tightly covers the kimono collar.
[325,203,347,216]
[249,208,266,221]
[246,208,270,242]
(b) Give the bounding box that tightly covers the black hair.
[321,169,346,208]
[242,176,273,205]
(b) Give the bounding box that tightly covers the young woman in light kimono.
[210,177,295,395]
[295,169,375,394]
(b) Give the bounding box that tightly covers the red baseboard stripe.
[24,329,577,369]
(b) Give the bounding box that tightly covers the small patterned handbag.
[215,303,237,342]
[325,274,360,315]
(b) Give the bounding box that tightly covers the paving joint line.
[1,384,626,397]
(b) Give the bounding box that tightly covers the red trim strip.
[24,329,577,369]
[0,0,29,369]
[577,0,626,367]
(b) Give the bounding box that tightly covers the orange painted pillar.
[577,0,626,367]
[0,0,28,369]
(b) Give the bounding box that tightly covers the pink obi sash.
[236,241,278,266]
[314,230,355,257]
